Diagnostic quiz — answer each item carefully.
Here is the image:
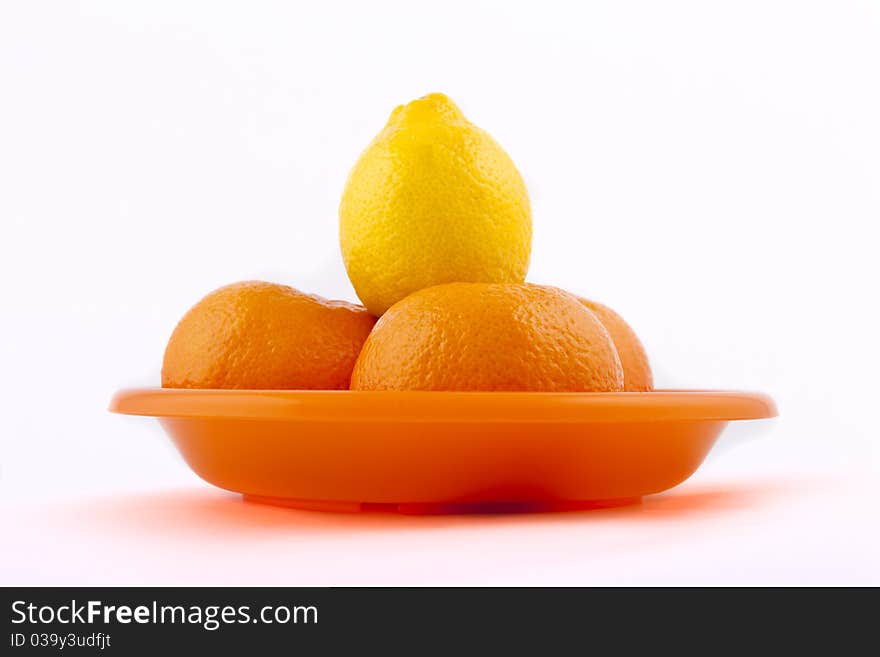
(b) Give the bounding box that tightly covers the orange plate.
[109,389,776,513]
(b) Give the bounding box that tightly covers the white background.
[1,1,878,585]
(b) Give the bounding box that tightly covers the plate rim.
[108,388,778,423]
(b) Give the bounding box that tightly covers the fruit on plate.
[339,93,532,315]
[162,281,375,390]
[350,283,624,392]
[578,298,653,392]
[155,94,656,396]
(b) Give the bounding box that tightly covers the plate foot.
[243,494,641,515]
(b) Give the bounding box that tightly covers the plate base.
[243,494,642,515]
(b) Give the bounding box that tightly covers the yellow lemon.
[339,93,532,315]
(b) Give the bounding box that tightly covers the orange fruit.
[578,297,653,391]
[350,283,623,392]
[162,281,376,390]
